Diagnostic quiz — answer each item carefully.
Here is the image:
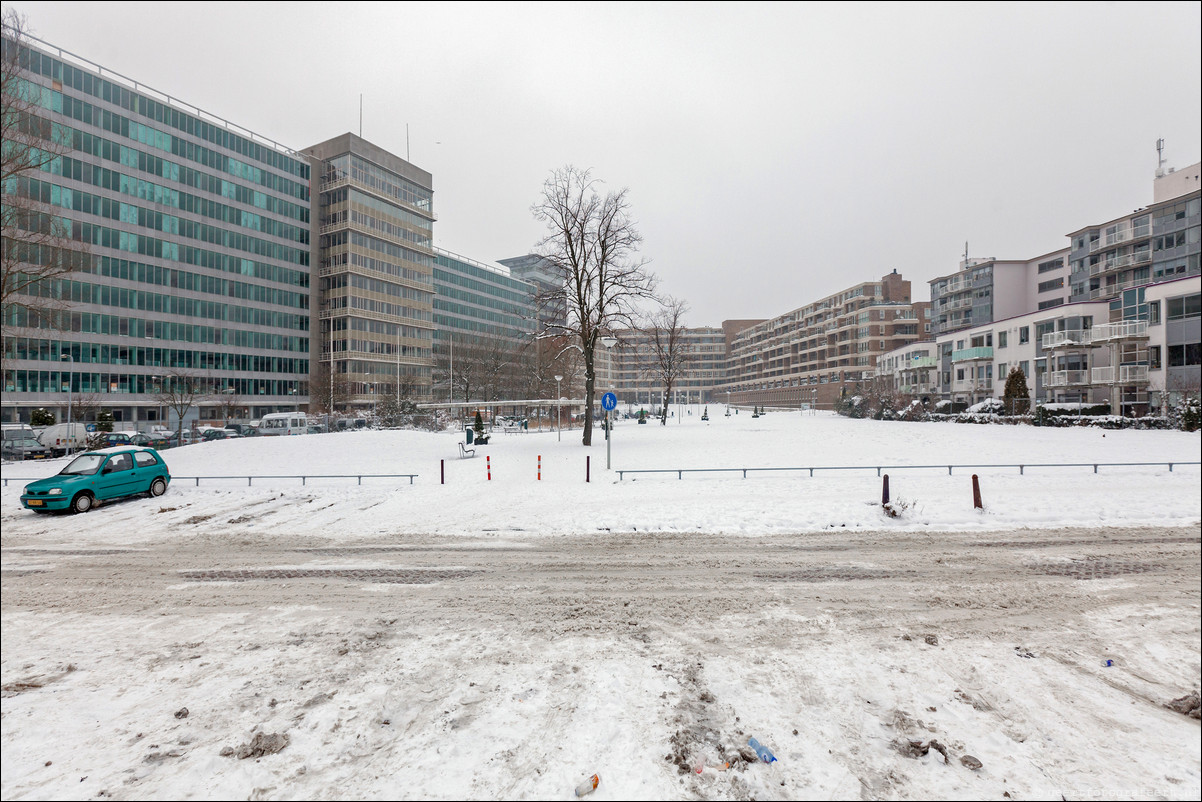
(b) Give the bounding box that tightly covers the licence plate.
[27,499,43,506]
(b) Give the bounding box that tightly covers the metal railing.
[3,473,418,487]
[615,461,1199,480]
[1089,320,1149,342]
[1045,369,1091,387]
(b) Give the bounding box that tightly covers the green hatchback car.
[20,446,172,514]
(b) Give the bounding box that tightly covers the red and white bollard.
[538,455,542,481]
[487,455,492,481]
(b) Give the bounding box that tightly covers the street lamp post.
[601,336,618,469]
[554,374,563,442]
[61,353,73,456]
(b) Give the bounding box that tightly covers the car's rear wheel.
[71,492,94,514]
[149,478,167,497]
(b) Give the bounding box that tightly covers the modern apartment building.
[433,248,536,401]
[607,325,729,407]
[929,250,1071,338]
[1066,164,1200,304]
[301,134,436,409]
[881,161,1202,414]
[879,273,1200,414]
[720,272,930,409]
[2,33,312,426]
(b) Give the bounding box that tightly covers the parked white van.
[37,422,90,456]
[257,412,308,436]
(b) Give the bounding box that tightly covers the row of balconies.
[1045,365,1149,387]
[1041,320,1148,350]
[1088,249,1152,276]
[1089,223,1151,253]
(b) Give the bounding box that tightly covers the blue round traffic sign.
[601,392,617,411]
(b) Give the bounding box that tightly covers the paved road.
[5,526,1197,637]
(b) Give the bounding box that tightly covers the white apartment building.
[878,275,1200,414]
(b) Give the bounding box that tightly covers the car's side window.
[107,454,133,472]
[134,452,158,468]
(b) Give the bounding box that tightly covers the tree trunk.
[582,347,595,446]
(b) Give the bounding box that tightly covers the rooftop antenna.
[1155,138,1166,177]
[964,241,969,269]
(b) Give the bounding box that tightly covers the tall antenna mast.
[964,241,969,268]
[1155,138,1166,177]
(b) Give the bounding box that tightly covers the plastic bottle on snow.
[574,773,599,797]
[748,736,776,763]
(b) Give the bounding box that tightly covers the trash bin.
[465,428,474,445]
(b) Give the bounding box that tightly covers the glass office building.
[2,34,312,426]
[303,134,436,407]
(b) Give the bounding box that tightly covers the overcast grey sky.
[11,1,1202,326]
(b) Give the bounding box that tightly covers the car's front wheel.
[149,478,167,497]
[71,492,94,514]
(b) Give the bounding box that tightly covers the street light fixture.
[554,374,564,441]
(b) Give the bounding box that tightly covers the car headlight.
[48,488,63,495]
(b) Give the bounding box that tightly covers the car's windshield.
[59,454,104,476]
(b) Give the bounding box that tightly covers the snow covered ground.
[2,409,1200,541]
[2,411,1200,799]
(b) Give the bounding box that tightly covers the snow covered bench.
[458,442,476,459]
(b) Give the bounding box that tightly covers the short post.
[972,474,983,509]
[487,455,492,481]
[586,455,590,483]
[538,455,542,481]
[441,459,445,485]
[882,474,890,506]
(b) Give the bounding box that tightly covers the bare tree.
[2,11,81,339]
[214,387,244,425]
[154,370,207,445]
[643,296,691,424]
[309,360,353,416]
[531,166,657,446]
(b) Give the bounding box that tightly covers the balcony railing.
[1092,365,1149,384]
[1089,274,1148,300]
[1089,224,1151,252]
[1046,370,1090,387]
[1042,330,1091,349]
[1089,250,1153,276]
[1088,320,1148,342]
[951,346,993,362]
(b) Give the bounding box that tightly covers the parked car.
[20,446,172,514]
[202,428,241,441]
[224,423,259,437]
[2,430,50,460]
[130,432,171,450]
[88,431,134,450]
[37,422,90,457]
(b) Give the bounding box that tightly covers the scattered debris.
[574,773,599,797]
[1164,691,1201,719]
[960,754,983,770]
[174,707,189,719]
[1014,647,1037,659]
[924,634,939,646]
[894,738,948,762]
[748,736,777,763]
[222,731,290,759]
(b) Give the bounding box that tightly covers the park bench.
[458,442,476,459]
